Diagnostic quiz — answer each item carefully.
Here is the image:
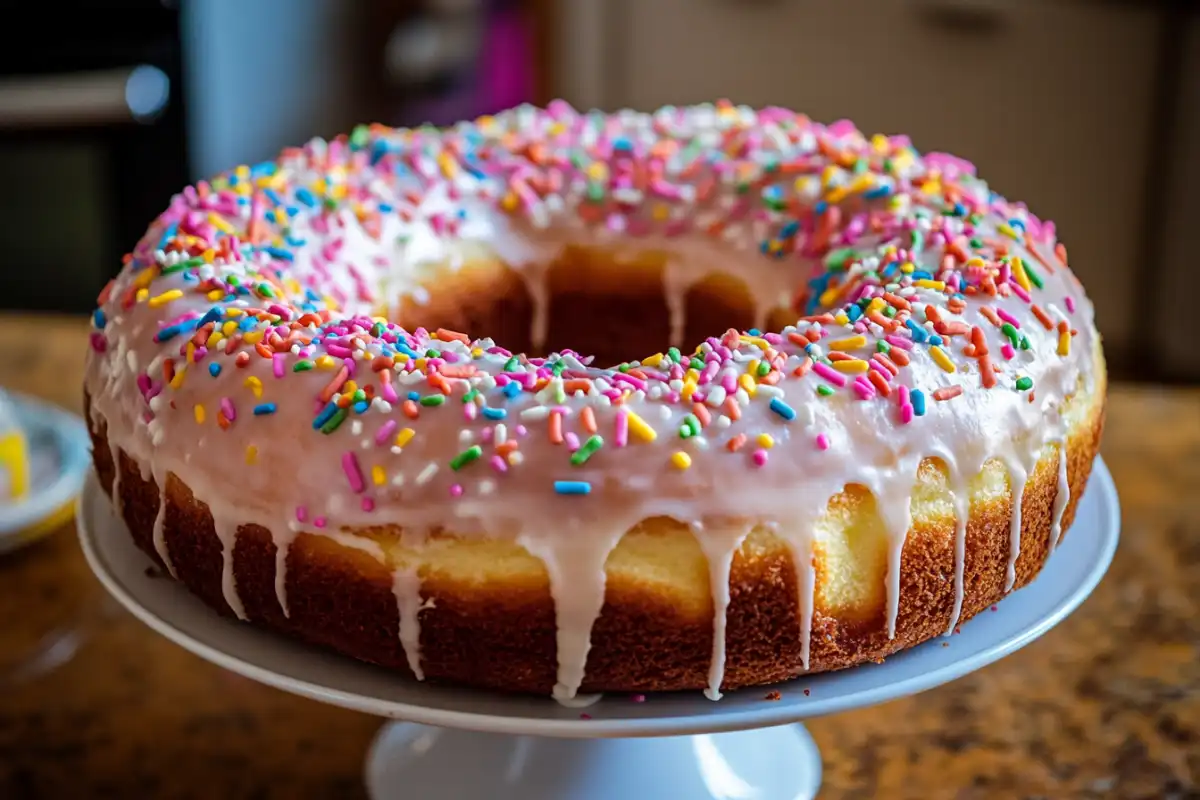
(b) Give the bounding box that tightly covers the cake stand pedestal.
[78,460,1120,800]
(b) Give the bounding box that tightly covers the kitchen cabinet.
[552,0,1167,367]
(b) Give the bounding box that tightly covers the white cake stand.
[78,460,1120,800]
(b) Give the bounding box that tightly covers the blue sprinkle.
[295,188,317,207]
[780,220,800,237]
[253,403,277,416]
[911,389,926,417]
[353,400,370,414]
[263,188,284,206]
[769,396,796,422]
[208,363,221,377]
[904,319,928,343]
[863,185,891,200]
[482,407,507,420]
[911,270,933,281]
[407,391,420,402]
[847,305,863,322]
[929,334,943,346]
[198,306,223,327]
[238,316,258,331]
[92,309,107,329]
[502,382,522,399]
[748,329,762,337]
[312,402,338,429]
[554,480,592,496]
[263,246,294,261]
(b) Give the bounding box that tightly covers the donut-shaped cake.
[85,102,1105,701]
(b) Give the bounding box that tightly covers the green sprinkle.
[1023,261,1044,289]
[293,360,314,372]
[679,414,701,439]
[1000,323,1020,347]
[569,435,604,466]
[352,389,366,403]
[462,389,478,404]
[817,384,835,396]
[910,230,924,253]
[667,347,682,364]
[419,395,445,407]
[319,407,348,434]
[450,445,482,471]
[1019,335,1031,351]
[350,125,370,149]
[424,348,440,358]
[756,361,771,377]
[877,340,891,353]
[825,247,857,270]
[257,282,275,298]
[1016,376,1033,391]
[503,356,519,372]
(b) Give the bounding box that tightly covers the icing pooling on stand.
[84,101,1098,701]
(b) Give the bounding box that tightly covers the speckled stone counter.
[0,315,1197,799]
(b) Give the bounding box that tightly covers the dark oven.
[0,1,189,313]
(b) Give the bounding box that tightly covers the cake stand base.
[365,721,821,800]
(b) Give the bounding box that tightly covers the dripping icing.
[691,519,755,700]
[1049,441,1071,551]
[392,563,426,680]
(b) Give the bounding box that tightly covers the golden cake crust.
[86,383,1104,695]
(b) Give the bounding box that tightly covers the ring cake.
[85,102,1105,701]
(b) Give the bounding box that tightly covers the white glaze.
[392,564,426,680]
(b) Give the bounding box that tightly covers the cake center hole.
[392,246,779,367]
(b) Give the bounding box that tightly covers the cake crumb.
[764,691,782,701]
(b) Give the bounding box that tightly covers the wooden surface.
[1,314,1198,799]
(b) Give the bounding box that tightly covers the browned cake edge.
[84,386,1104,696]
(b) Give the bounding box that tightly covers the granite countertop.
[0,314,1197,799]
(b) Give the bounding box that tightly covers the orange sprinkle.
[434,327,470,344]
[548,410,564,444]
[727,433,747,452]
[254,342,273,360]
[933,385,964,401]
[979,356,996,388]
[934,321,970,337]
[1031,304,1054,330]
[564,379,591,395]
[787,331,810,347]
[867,369,892,397]
[723,396,742,421]
[792,357,813,378]
[980,307,1002,327]
[692,403,711,428]
[402,400,420,419]
[235,352,250,368]
[924,304,943,324]
[970,326,989,356]
[580,406,598,434]
[883,292,911,311]
[1024,233,1057,273]
[947,297,966,314]
[826,351,854,362]
[872,353,899,376]
[427,373,452,395]
[889,348,911,367]
[320,366,349,403]
[496,440,519,456]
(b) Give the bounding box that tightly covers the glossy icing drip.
[692,520,755,700]
[151,484,176,579]
[391,564,425,680]
[1049,442,1071,551]
[83,102,1100,701]
[1003,461,1029,593]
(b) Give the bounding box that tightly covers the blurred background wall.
[0,0,1194,382]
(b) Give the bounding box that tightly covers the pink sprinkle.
[614,410,629,447]
[375,419,398,445]
[192,346,207,363]
[463,403,477,421]
[899,404,914,424]
[136,373,152,398]
[852,376,875,400]
[273,353,286,378]
[1008,280,1032,303]
[490,454,508,473]
[811,362,847,388]
[220,397,236,421]
[89,332,107,353]
[996,308,1020,328]
[295,506,307,522]
[815,434,829,451]
[565,432,581,452]
[515,425,528,437]
[314,516,327,529]
[884,334,914,351]
[752,449,769,467]
[1064,296,1076,313]
[381,380,399,404]
[342,452,365,493]
[361,497,375,512]
[449,484,463,497]
[325,343,353,359]
[1001,343,1016,360]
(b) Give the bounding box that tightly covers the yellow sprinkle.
[670,451,692,470]
[242,330,264,345]
[820,165,839,189]
[437,151,458,178]
[205,331,224,349]
[741,336,771,352]
[234,164,250,179]
[831,359,870,374]
[930,345,956,373]
[169,368,187,390]
[756,433,775,449]
[315,355,336,369]
[372,465,386,486]
[207,213,234,234]
[681,381,698,402]
[395,428,415,448]
[245,445,258,465]
[193,404,205,424]
[828,335,867,351]
[500,192,520,212]
[222,320,238,335]
[244,376,263,398]
[207,289,224,301]
[625,411,658,442]
[641,353,664,368]
[818,286,842,307]
[132,267,156,289]
[1011,257,1032,293]
[865,297,887,315]
[1057,330,1070,356]
[997,222,1021,240]
[226,308,244,317]
[914,279,946,291]
[964,257,986,269]
[470,347,484,358]
[848,174,875,195]
[871,133,890,153]
[900,262,915,274]
[738,373,757,397]
[147,289,183,308]
[342,380,358,396]
[833,313,850,326]
[824,186,848,204]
